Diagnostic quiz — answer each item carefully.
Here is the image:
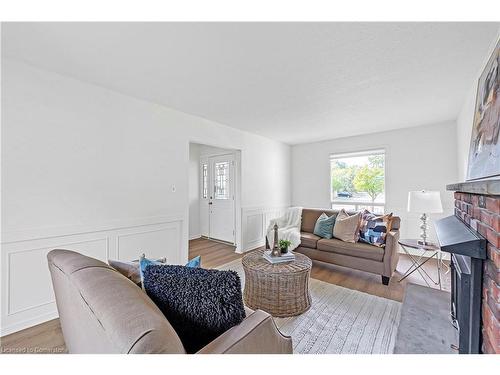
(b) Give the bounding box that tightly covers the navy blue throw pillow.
[143,264,246,353]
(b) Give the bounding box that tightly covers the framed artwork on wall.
[466,38,500,181]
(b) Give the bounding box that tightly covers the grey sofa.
[295,208,400,285]
[47,249,292,354]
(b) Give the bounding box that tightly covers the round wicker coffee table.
[242,249,312,317]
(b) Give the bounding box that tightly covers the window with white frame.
[330,149,385,214]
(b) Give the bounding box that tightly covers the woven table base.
[242,249,312,317]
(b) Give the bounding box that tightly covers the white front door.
[199,154,235,244]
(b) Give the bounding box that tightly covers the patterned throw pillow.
[359,210,393,247]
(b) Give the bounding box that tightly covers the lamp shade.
[407,191,443,213]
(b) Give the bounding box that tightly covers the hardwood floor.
[189,237,241,269]
[190,238,450,303]
[0,318,66,354]
[0,237,450,353]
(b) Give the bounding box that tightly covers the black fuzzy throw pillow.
[143,264,246,353]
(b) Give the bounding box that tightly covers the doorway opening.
[189,143,240,248]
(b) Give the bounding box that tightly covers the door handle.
[208,202,213,205]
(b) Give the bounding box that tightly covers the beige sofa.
[47,249,292,354]
[294,208,400,285]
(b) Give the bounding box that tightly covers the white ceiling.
[2,22,499,144]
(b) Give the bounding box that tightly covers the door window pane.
[202,164,208,199]
[214,161,229,200]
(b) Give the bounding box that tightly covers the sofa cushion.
[300,232,322,249]
[143,265,246,354]
[316,238,385,262]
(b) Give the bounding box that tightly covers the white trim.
[2,214,184,244]
[235,243,262,254]
[331,201,385,206]
[1,311,59,337]
[189,234,202,240]
[329,148,386,160]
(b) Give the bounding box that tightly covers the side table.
[398,239,446,290]
[242,249,312,317]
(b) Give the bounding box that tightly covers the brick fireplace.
[449,180,500,354]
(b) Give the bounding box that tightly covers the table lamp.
[407,190,443,245]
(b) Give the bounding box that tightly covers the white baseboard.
[235,243,263,254]
[189,234,202,240]
[1,311,59,337]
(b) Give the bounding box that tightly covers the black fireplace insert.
[435,216,486,354]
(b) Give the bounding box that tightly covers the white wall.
[188,144,201,239]
[1,59,291,335]
[199,144,234,157]
[456,31,500,181]
[291,121,458,242]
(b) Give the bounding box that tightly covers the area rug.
[217,259,402,354]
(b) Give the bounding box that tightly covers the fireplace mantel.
[447,179,500,196]
[435,216,486,259]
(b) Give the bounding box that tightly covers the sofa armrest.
[196,309,293,354]
[383,230,400,277]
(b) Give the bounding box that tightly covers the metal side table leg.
[399,247,440,287]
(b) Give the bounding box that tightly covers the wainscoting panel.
[116,222,182,263]
[8,238,109,317]
[1,215,185,336]
[240,206,288,252]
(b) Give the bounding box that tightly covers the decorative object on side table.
[407,190,443,245]
[263,250,295,264]
[279,239,292,254]
[270,223,281,257]
[264,224,295,263]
